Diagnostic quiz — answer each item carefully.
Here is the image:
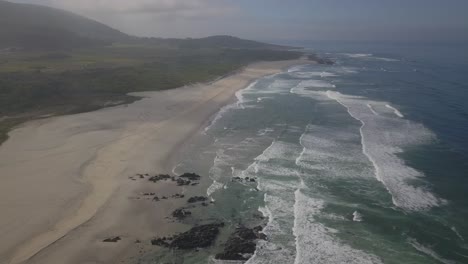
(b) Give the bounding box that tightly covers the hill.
[0,0,293,51]
[0,0,129,50]
[142,35,294,50]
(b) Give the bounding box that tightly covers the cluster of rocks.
[215,226,267,261]
[172,208,192,220]
[148,174,172,183]
[232,176,256,183]
[176,178,191,186]
[131,172,203,187]
[179,173,201,181]
[151,223,225,249]
[152,193,185,202]
[187,196,208,203]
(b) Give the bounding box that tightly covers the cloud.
[10,0,240,37]
[37,0,237,17]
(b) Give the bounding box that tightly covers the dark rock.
[103,236,121,243]
[215,226,267,261]
[148,174,171,183]
[179,172,201,181]
[172,208,192,219]
[151,223,224,249]
[152,196,160,201]
[187,196,208,203]
[173,223,224,249]
[172,194,185,199]
[176,178,191,186]
[249,178,256,182]
[151,237,170,247]
[161,196,168,200]
[191,182,199,186]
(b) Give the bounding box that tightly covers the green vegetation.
[0,46,302,144]
[0,0,302,145]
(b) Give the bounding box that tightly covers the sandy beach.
[0,58,306,264]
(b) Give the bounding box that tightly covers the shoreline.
[0,58,308,264]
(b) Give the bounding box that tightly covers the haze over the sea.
[9,0,468,43]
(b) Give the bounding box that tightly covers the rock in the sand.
[151,237,170,247]
[172,208,192,220]
[172,193,185,199]
[152,196,160,201]
[176,178,191,186]
[187,196,208,203]
[215,226,267,261]
[179,172,201,181]
[152,223,224,249]
[103,236,121,243]
[148,174,171,183]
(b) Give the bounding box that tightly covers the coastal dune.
[0,59,305,264]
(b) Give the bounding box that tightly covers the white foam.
[296,124,375,180]
[385,104,404,118]
[290,80,335,96]
[352,211,363,222]
[246,194,297,264]
[207,149,231,196]
[367,104,379,116]
[343,53,373,58]
[207,180,224,197]
[288,65,307,73]
[235,80,258,109]
[326,91,443,211]
[257,128,274,136]
[451,226,465,241]
[290,71,338,79]
[409,238,456,264]
[374,57,400,62]
[293,190,382,264]
[204,81,260,133]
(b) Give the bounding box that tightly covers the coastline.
[0,58,307,264]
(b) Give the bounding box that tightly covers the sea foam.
[293,190,382,264]
[326,91,443,211]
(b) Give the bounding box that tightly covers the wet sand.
[0,59,306,264]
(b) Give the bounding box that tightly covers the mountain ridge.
[0,0,292,50]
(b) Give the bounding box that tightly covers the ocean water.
[146,43,468,263]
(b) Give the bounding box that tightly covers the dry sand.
[0,59,306,264]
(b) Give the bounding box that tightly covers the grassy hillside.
[0,0,303,144]
[0,46,302,143]
[0,0,129,49]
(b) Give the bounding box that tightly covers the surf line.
[325,91,399,207]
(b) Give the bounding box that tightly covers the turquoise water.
[146,44,468,263]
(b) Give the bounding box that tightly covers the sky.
[9,0,468,43]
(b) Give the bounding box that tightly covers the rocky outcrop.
[151,223,225,249]
[176,178,191,186]
[172,208,192,220]
[187,196,208,203]
[179,172,201,181]
[148,174,171,183]
[215,226,267,261]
